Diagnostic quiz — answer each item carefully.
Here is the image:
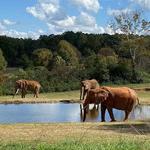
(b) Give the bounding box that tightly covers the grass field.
[0,121,149,150]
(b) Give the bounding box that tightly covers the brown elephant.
[80,79,99,112]
[80,79,99,101]
[82,86,139,122]
[13,79,41,98]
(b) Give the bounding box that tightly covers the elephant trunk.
[82,103,89,122]
[80,86,82,100]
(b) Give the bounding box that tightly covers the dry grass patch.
[0,122,149,143]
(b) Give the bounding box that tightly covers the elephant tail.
[136,97,140,105]
[134,97,140,110]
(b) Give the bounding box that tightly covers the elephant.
[13,79,41,98]
[82,86,139,122]
[80,79,99,112]
[80,79,99,101]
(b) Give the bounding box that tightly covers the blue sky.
[0,0,149,39]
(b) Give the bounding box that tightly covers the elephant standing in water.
[80,79,99,101]
[80,79,99,112]
[13,79,41,98]
[82,86,139,122]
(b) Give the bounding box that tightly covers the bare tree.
[110,11,150,82]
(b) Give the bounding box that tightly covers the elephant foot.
[110,119,116,122]
[101,120,106,122]
[123,119,128,122]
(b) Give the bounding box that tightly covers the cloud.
[131,0,150,9]
[46,11,105,34]
[0,19,16,30]
[0,22,5,30]
[1,0,114,39]
[107,8,132,16]
[0,19,43,39]
[0,18,42,39]
[26,0,105,35]
[70,0,100,13]
[77,11,96,26]
[2,19,16,26]
[54,16,76,28]
[0,29,43,39]
[26,0,65,21]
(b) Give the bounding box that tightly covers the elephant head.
[83,88,109,106]
[82,87,112,122]
[13,80,26,98]
[80,79,99,101]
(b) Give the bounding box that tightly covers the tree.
[32,48,53,67]
[98,47,116,57]
[83,54,110,82]
[110,11,150,82]
[57,40,80,66]
[0,48,7,70]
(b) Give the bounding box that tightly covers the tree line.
[0,31,149,95]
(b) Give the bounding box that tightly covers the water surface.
[0,103,149,123]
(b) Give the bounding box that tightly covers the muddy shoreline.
[0,99,81,104]
[0,99,149,105]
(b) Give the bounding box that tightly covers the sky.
[0,0,149,39]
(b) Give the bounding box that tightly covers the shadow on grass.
[93,121,150,135]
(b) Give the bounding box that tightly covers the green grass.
[0,138,149,150]
[103,83,150,88]
[137,91,150,104]
[0,90,80,104]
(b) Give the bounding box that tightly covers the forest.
[0,31,150,95]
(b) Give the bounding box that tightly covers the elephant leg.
[86,104,89,113]
[37,88,40,98]
[80,86,83,100]
[34,88,39,98]
[23,90,27,98]
[21,89,26,98]
[96,104,99,110]
[101,104,107,122]
[124,111,130,121]
[83,89,87,101]
[83,108,87,122]
[80,104,83,114]
[21,89,24,98]
[35,91,38,98]
[107,107,116,122]
[33,90,36,98]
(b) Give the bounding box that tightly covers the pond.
[0,103,149,123]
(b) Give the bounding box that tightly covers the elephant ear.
[101,86,114,97]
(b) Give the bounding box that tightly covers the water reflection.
[0,103,149,123]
